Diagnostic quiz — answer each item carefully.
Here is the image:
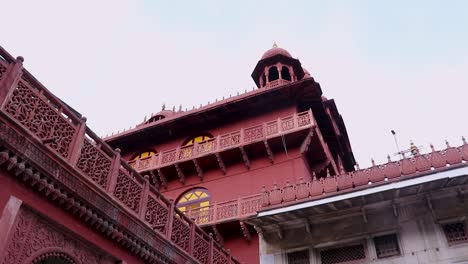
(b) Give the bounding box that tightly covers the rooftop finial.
[272,42,278,48]
[162,103,166,111]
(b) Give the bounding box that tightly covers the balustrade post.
[193,142,199,158]
[216,135,221,150]
[293,112,298,129]
[0,56,23,108]
[208,233,214,264]
[277,118,282,133]
[68,117,87,166]
[188,221,196,255]
[308,109,313,125]
[213,201,218,222]
[138,177,150,218]
[240,128,245,145]
[106,149,121,193]
[165,199,175,240]
[135,158,140,171]
[175,147,181,162]
[237,197,242,218]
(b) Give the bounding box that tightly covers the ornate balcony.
[128,109,314,175]
[0,46,239,264]
[185,194,263,226]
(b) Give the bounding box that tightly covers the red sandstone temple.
[1,43,468,264]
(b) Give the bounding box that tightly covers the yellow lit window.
[131,151,156,160]
[184,135,213,146]
[176,188,210,213]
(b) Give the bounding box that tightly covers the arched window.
[268,66,279,82]
[131,150,156,160]
[281,66,291,81]
[183,134,213,146]
[176,188,210,213]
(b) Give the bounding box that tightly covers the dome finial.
[272,42,278,48]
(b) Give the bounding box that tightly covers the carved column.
[0,196,22,257]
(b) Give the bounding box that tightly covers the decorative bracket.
[240,221,251,242]
[215,152,226,174]
[239,146,250,170]
[193,159,203,181]
[174,163,185,184]
[263,140,274,164]
[300,128,314,154]
[156,169,167,188]
[212,225,224,245]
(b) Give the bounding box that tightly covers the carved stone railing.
[261,140,468,208]
[266,79,291,89]
[129,110,314,172]
[185,194,263,226]
[0,46,239,264]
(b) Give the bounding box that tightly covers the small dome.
[261,44,292,60]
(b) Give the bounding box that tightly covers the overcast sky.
[2,0,467,167]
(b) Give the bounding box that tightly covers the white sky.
[2,0,467,167]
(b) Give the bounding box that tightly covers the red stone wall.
[0,170,143,264]
[161,149,309,203]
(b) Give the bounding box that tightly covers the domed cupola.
[251,43,305,88]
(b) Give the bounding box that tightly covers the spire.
[272,42,278,48]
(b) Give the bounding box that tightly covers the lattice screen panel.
[442,222,468,245]
[287,249,309,264]
[320,244,365,264]
[373,234,400,258]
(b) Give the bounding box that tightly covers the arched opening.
[183,133,213,146]
[176,188,211,223]
[177,188,210,212]
[281,66,291,81]
[180,133,214,159]
[268,66,279,82]
[261,73,266,87]
[146,114,165,123]
[131,150,156,160]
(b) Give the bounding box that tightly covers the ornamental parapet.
[260,139,468,209]
[0,46,239,264]
[185,194,263,226]
[128,109,314,173]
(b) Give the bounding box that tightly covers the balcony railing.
[0,48,239,264]
[185,194,263,226]
[128,109,314,172]
[266,79,291,89]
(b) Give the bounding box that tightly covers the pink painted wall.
[224,234,259,264]
[161,148,310,204]
[0,171,143,264]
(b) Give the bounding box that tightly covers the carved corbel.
[240,221,251,242]
[156,169,167,188]
[212,225,224,245]
[174,163,185,184]
[215,152,226,174]
[193,159,203,181]
[300,128,314,154]
[264,140,274,164]
[239,146,250,170]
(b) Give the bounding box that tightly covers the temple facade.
[104,44,356,264]
[0,46,239,264]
